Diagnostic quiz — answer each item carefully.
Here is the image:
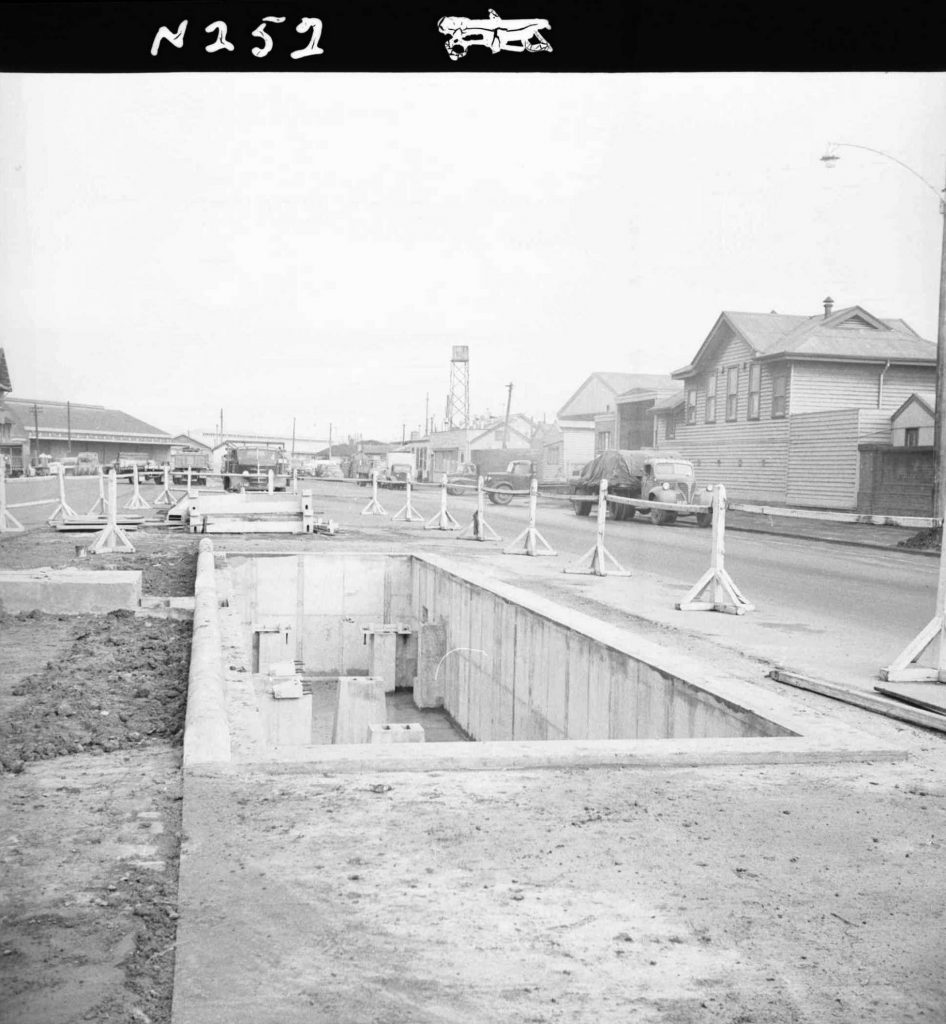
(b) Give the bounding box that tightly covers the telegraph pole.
[502,382,513,448]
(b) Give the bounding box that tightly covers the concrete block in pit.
[413,621,447,708]
[263,692,313,746]
[0,568,142,615]
[332,676,387,744]
[369,723,425,744]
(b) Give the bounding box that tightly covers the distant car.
[314,462,344,480]
[60,457,78,476]
[446,462,478,495]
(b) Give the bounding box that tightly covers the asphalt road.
[4,475,938,688]
[434,488,940,689]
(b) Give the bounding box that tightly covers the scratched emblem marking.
[437,9,552,61]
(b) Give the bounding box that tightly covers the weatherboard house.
[652,299,937,511]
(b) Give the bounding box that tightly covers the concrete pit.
[183,545,900,770]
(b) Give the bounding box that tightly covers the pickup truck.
[485,459,535,505]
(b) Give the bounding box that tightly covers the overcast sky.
[1,72,944,442]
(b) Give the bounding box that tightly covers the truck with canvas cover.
[570,449,713,526]
[221,442,289,492]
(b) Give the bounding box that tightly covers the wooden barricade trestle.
[88,470,136,554]
[87,468,109,516]
[460,476,501,541]
[392,474,424,522]
[153,465,177,507]
[361,470,387,516]
[0,458,24,533]
[123,465,151,511]
[505,478,555,556]
[47,466,79,524]
[881,527,946,682]
[564,478,628,576]
[675,484,754,614]
[425,475,461,531]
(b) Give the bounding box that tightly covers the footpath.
[725,508,938,554]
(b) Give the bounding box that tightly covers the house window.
[686,387,697,425]
[596,430,611,453]
[904,427,920,448]
[705,372,717,423]
[726,366,739,421]
[545,445,560,466]
[665,412,676,440]
[772,373,787,418]
[748,364,761,420]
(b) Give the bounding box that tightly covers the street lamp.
[821,141,946,526]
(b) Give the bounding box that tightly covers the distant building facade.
[653,300,936,510]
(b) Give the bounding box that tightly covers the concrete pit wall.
[226,553,416,683]
[412,559,791,742]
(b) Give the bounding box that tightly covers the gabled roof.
[615,382,681,404]
[6,398,170,439]
[558,372,675,419]
[171,433,212,450]
[891,391,935,421]
[0,348,11,394]
[649,388,686,413]
[673,305,935,378]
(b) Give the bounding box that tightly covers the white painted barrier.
[564,479,628,576]
[88,470,135,554]
[0,458,24,533]
[47,466,78,524]
[676,485,754,614]
[123,464,151,511]
[425,475,461,531]
[361,469,387,516]
[460,476,500,542]
[505,478,555,557]
[392,473,424,523]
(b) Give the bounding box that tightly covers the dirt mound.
[898,526,941,551]
[0,611,191,773]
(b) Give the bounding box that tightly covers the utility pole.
[502,382,513,448]
[31,403,41,458]
[66,401,72,455]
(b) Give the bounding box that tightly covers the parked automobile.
[60,457,78,476]
[446,462,478,495]
[74,452,101,476]
[484,459,535,505]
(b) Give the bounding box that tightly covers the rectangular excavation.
[188,548,903,770]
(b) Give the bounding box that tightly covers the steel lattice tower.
[447,345,470,428]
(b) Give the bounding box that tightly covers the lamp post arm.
[827,142,944,204]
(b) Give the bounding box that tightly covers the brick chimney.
[823,296,834,320]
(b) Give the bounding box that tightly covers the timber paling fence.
[4,462,946,683]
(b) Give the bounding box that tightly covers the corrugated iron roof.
[5,398,170,438]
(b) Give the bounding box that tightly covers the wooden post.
[564,478,628,575]
[393,472,424,522]
[47,464,78,524]
[0,457,24,532]
[504,478,555,556]
[124,464,151,511]
[676,485,753,613]
[88,470,135,554]
[425,474,461,531]
[267,468,274,494]
[86,466,108,516]
[291,467,298,495]
[460,476,500,541]
[153,465,176,507]
[361,469,387,516]
[881,517,946,681]
[186,466,194,496]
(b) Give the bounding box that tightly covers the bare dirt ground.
[0,528,197,1024]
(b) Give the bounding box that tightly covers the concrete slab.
[0,567,142,615]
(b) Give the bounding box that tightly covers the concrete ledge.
[218,733,906,771]
[0,567,142,614]
[182,539,232,765]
